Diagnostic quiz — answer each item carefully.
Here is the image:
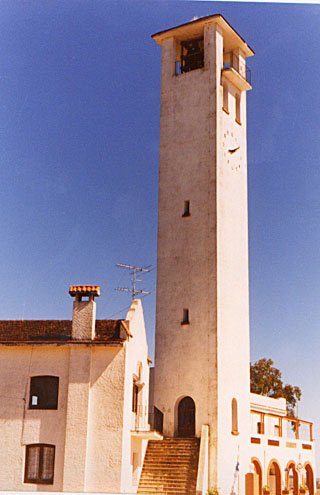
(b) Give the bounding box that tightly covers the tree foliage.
[250,358,301,417]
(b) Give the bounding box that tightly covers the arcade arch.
[305,463,314,495]
[268,460,281,495]
[286,461,298,495]
[251,458,262,495]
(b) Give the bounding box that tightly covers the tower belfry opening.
[180,38,204,73]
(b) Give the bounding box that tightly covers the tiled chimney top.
[69,285,101,300]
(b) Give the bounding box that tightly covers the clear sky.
[0,0,320,443]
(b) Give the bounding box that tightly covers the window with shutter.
[29,376,59,409]
[24,444,55,484]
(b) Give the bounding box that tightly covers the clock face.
[222,129,242,172]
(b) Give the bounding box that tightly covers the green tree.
[250,358,301,417]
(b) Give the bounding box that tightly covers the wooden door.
[178,396,195,437]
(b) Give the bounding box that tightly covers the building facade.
[0,286,159,493]
[249,394,315,495]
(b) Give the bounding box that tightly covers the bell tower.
[152,15,254,492]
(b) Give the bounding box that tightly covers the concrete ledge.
[196,424,209,495]
[131,430,163,440]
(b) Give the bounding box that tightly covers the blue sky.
[0,0,320,435]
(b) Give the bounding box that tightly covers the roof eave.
[0,340,125,346]
[151,14,254,58]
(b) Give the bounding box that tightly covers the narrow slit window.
[132,381,139,413]
[181,308,189,325]
[231,398,239,435]
[235,94,241,124]
[182,201,190,217]
[223,84,229,113]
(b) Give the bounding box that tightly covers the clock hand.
[228,146,240,154]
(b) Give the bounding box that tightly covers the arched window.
[231,398,239,435]
[29,376,59,410]
[132,381,139,413]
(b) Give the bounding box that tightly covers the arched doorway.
[177,396,195,437]
[305,464,314,495]
[286,462,298,495]
[268,461,281,495]
[251,458,262,495]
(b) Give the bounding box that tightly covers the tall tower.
[152,15,254,493]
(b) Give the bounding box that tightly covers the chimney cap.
[69,285,101,298]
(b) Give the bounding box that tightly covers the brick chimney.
[69,285,100,340]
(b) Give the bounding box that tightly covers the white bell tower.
[152,15,254,493]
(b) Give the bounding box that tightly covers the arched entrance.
[305,464,314,495]
[177,396,195,437]
[251,458,262,495]
[268,461,281,495]
[286,462,298,495]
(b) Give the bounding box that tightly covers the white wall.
[154,19,252,494]
[121,299,150,494]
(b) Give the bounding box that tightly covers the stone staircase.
[138,437,200,495]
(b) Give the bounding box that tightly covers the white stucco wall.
[0,300,151,494]
[0,345,70,492]
[121,299,150,494]
[154,18,252,494]
[84,345,126,492]
[217,43,251,495]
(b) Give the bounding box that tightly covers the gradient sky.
[0,0,320,452]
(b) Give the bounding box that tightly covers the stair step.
[138,437,199,495]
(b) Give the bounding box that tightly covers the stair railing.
[132,405,164,435]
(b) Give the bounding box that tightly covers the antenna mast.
[115,263,151,299]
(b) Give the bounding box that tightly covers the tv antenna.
[115,263,151,300]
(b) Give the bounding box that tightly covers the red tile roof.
[0,319,128,344]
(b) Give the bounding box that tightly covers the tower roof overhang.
[151,14,254,58]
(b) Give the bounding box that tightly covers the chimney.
[69,285,101,340]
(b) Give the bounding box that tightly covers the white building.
[0,286,161,493]
[249,394,314,495]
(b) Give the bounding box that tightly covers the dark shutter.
[41,445,55,482]
[25,444,55,484]
[25,445,40,481]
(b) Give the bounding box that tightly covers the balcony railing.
[250,410,313,449]
[223,51,251,85]
[132,405,163,435]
